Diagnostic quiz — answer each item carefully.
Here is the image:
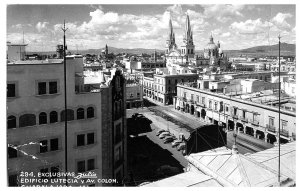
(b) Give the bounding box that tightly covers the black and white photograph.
[5,1,297,188]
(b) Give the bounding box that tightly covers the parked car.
[159,132,171,139]
[177,143,185,151]
[171,140,182,147]
[163,136,175,144]
[156,129,166,136]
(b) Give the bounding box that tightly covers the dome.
[204,33,218,51]
[205,43,218,50]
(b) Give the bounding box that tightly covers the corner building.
[7,56,127,186]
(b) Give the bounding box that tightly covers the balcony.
[266,124,276,133]
[197,103,206,108]
[232,114,239,119]
[182,97,187,102]
[292,132,296,140]
[279,129,289,137]
[249,119,259,126]
[240,117,248,123]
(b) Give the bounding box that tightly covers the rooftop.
[142,171,222,187]
[8,59,63,65]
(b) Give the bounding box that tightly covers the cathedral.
[165,14,228,72]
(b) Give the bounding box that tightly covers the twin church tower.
[165,14,224,65]
[165,14,195,59]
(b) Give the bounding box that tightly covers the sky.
[6,4,296,52]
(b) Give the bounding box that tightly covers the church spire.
[184,13,193,45]
[169,17,175,44]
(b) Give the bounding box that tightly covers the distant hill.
[224,43,295,57]
[27,43,295,57]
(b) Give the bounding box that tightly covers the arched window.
[7,115,16,129]
[50,111,58,123]
[87,107,94,118]
[19,114,36,127]
[77,108,84,120]
[61,109,74,121]
[39,112,47,125]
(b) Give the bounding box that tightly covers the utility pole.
[61,20,68,186]
[277,34,281,186]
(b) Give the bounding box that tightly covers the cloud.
[202,4,245,23]
[221,32,231,37]
[36,22,49,32]
[271,12,293,30]
[230,18,272,35]
[11,24,32,29]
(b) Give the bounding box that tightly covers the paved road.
[145,125,188,167]
[127,105,273,155]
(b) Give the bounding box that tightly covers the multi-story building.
[173,81,296,145]
[7,56,127,186]
[126,83,143,109]
[7,42,27,62]
[143,73,198,105]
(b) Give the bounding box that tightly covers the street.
[127,104,273,155]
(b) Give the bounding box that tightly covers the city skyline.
[7,4,296,52]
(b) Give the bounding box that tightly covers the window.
[87,133,95,145]
[269,117,274,127]
[77,108,84,120]
[7,84,16,97]
[40,168,49,180]
[226,106,228,112]
[40,138,59,153]
[61,109,74,121]
[87,107,94,118]
[49,81,58,94]
[191,94,194,101]
[39,112,47,125]
[40,140,48,153]
[50,138,59,151]
[8,174,18,187]
[8,145,18,158]
[77,158,96,172]
[209,100,212,109]
[87,159,95,171]
[137,93,140,98]
[183,92,187,99]
[168,80,171,84]
[50,111,58,123]
[281,120,287,130]
[175,79,178,84]
[19,114,36,127]
[77,134,85,146]
[202,97,205,104]
[233,108,237,115]
[243,111,246,119]
[214,102,218,110]
[115,124,122,143]
[77,133,95,147]
[50,166,59,179]
[7,115,16,129]
[77,160,86,173]
[196,96,199,103]
[219,102,223,112]
[38,82,47,95]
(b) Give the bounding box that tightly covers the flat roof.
[8,59,63,65]
[7,43,28,46]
